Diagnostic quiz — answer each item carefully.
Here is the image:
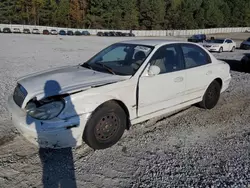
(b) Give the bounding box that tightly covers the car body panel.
[138,68,186,117]
[7,40,231,149]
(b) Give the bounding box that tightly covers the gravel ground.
[0,34,250,188]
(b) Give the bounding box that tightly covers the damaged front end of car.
[8,84,91,149]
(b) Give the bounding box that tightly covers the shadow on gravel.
[0,135,15,146]
[26,80,77,188]
[219,55,250,73]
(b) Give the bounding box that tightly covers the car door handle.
[206,70,212,75]
[174,77,184,82]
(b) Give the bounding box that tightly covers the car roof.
[119,39,183,46]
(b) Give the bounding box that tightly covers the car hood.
[18,65,129,101]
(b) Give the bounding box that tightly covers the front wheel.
[219,47,223,53]
[231,46,236,52]
[198,80,221,110]
[83,101,126,150]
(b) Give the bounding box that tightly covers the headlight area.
[25,97,65,120]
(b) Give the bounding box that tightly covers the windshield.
[82,43,154,76]
[247,38,250,42]
[191,35,199,39]
[207,39,224,44]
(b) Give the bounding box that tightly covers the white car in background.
[12,28,21,33]
[50,29,58,35]
[202,38,236,53]
[7,40,231,150]
[32,28,40,34]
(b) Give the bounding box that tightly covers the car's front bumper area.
[240,44,250,50]
[204,47,220,52]
[7,95,90,149]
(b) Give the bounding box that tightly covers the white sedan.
[50,29,58,35]
[7,40,231,149]
[202,38,236,53]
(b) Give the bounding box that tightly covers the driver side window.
[149,45,184,74]
[102,46,127,62]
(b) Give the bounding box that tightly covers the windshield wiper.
[95,62,116,75]
[81,63,93,70]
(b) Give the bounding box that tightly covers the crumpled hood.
[18,65,128,101]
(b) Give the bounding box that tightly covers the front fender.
[59,93,123,119]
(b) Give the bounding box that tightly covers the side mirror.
[148,65,160,76]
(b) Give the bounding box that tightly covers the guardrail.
[0,24,249,37]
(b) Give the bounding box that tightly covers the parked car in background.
[67,30,74,36]
[122,32,130,37]
[50,29,58,35]
[240,37,250,50]
[3,28,12,33]
[104,32,111,36]
[82,31,90,36]
[7,39,231,150]
[97,32,104,36]
[115,32,123,36]
[59,30,66,35]
[188,34,207,43]
[23,29,31,34]
[75,31,82,36]
[202,38,236,53]
[13,28,21,33]
[32,28,40,34]
[43,29,50,35]
[241,53,250,70]
[109,31,116,36]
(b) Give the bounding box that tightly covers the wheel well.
[113,100,131,130]
[214,78,223,89]
[92,100,131,130]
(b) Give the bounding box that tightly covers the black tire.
[199,80,221,110]
[231,46,236,52]
[219,47,223,53]
[242,60,249,71]
[83,101,126,150]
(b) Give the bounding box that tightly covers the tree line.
[0,0,249,30]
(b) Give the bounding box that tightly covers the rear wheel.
[83,101,126,150]
[199,80,221,110]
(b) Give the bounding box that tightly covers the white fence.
[0,24,249,37]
